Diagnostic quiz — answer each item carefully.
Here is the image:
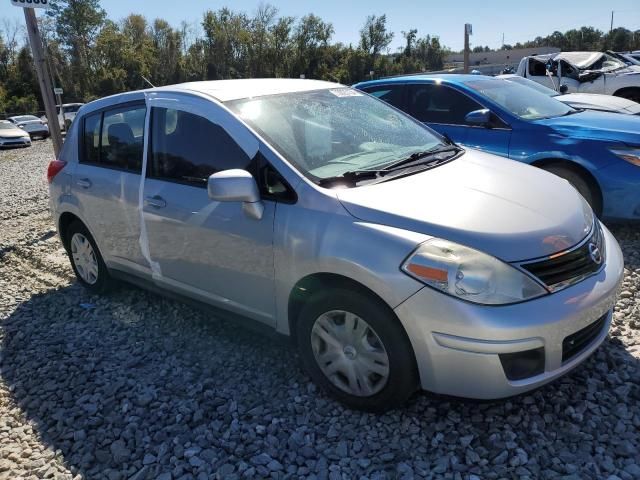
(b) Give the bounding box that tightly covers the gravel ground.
[0,140,639,480]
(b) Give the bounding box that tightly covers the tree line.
[472,26,640,53]
[0,0,448,115]
[1,0,639,116]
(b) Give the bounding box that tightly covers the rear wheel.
[296,288,418,412]
[65,221,113,293]
[543,165,601,216]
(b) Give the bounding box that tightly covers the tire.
[64,220,113,293]
[295,287,418,412]
[543,165,601,216]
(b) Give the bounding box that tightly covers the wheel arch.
[58,211,83,249]
[288,272,406,343]
[531,158,603,216]
[612,86,640,100]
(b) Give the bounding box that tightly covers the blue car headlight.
[610,147,640,167]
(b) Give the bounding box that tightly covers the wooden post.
[23,7,63,156]
[463,25,470,74]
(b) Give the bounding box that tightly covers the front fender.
[273,194,427,335]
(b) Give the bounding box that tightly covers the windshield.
[502,76,558,97]
[466,79,573,120]
[586,53,626,72]
[11,115,38,122]
[62,104,82,113]
[226,88,443,181]
[0,122,16,130]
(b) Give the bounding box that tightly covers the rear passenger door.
[142,93,277,325]
[74,102,147,269]
[408,83,511,157]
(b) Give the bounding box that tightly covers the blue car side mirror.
[465,109,492,127]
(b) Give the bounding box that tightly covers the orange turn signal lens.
[406,263,448,282]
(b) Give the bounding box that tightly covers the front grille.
[562,314,607,362]
[520,223,604,291]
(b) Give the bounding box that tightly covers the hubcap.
[70,233,99,285]
[311,310,390,397]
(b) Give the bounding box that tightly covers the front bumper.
[394,224,624,399]
[24,127,49,136]
[0,136,31,147]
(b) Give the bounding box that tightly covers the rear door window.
[80,103,146,173]
[148,107,251,186]
[409,84,484,125]
[360,84,406,109]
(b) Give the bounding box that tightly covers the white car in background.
[498,74,640,115]
[516,51,640,102]
[40,103,84,131]
[7,115,50,139]
[0,120,31,148]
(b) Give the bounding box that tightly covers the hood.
[336,150,592,262]
[559,93,640,115]
[535,110,640,143]
[0,128,28,138]
[613,65,640,75]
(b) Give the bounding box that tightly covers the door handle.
[76,178,92,188]
[144,195,167,209]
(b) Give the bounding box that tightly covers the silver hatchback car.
[48,79,624,411]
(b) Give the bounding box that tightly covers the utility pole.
[464,24,472,74]
[610,11,614,34]
[21,5,63,156]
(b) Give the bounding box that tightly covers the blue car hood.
[536,110,640,144]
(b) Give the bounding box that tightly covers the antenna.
[141,75,156,88]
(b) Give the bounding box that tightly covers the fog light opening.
[499,347,545,381]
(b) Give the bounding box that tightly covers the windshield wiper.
[318,145,462,187]
[380,144,462,172]
[318,142,463,187]
[560,108,584,116]
[317,168,383,187]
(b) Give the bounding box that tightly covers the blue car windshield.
[227,88,442,180]
[466,78,574,120]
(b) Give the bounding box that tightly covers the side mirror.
[207,169,264,220]
[559,84,569,94]
[464,109,492,127]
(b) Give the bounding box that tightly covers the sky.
[3,0,640,52]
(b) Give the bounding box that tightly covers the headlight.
[401,238,547,305]
[610,147,640,166]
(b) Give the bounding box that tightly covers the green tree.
[47,0,106,97]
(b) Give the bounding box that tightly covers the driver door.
[141,93,277,325]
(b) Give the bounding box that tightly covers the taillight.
[47,160,67,184]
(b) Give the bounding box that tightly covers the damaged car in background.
[516,51,640,102]
[498,74,640,115]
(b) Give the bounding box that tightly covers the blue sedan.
[354,74,640,221]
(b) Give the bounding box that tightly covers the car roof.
[78,78,343,116]
[355,74,497,88]
[168,78,342,101]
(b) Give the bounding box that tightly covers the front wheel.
[296,288,418,412]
